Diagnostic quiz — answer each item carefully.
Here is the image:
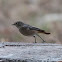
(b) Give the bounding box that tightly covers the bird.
[12,21,50,43]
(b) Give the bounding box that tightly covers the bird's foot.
[34,41,37,43]
[42,40,46,43]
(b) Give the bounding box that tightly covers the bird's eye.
[16,23,18,25]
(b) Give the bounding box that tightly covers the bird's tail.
[38,30,50,35]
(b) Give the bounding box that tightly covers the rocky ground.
[0,42,62,62]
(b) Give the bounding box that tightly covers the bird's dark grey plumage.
[12,21,50,43]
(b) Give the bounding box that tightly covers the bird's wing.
[22,24,50,34]
[23,24,44,32]
[28,25,45,32]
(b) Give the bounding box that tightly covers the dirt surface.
[0,42,62,62]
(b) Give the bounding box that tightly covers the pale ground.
[0,42,62,62]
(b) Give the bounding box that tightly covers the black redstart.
[12,21,50,43]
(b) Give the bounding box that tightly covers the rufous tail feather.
[38,30,50,35]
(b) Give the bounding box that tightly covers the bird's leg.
[36,34,46,43]
[33,35,37,43]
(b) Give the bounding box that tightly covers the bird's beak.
[12,23,15,25]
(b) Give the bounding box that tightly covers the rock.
[0,42,62,62]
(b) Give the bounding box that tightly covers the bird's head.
[12,21,24,28]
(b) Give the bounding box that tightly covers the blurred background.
[0,0,62,43]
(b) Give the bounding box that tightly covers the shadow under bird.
[12,21,50,43]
